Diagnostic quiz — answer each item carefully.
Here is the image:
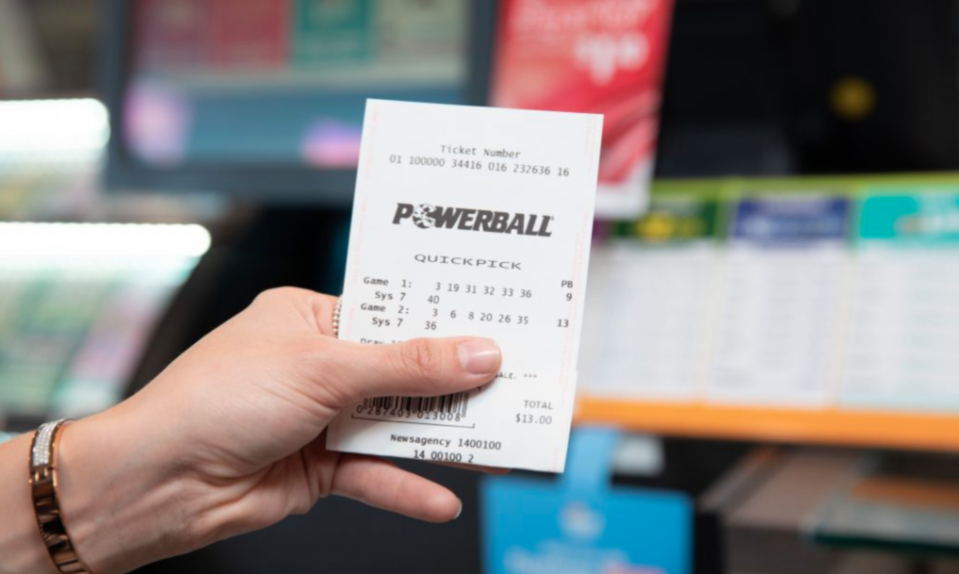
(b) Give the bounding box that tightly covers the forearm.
[0,433,58,574]
[0,411,203,574]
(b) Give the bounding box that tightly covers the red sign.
[492,0,675,217]
[209,0,290,69]
[135,0,211,71]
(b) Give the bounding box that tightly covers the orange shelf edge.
[575,396,959,452]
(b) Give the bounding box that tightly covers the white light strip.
[0,223,211,258]
[0,99,109,159]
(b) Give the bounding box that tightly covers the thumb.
[323,337,501,405]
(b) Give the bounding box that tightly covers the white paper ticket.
[327,100,602,472]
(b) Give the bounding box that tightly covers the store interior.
[3,0,959,573]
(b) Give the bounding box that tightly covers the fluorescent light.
[0,222,211,258]
[0,98,109,160]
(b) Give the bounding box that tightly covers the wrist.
[56,410,195,574]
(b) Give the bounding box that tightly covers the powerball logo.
[392,203,554,237]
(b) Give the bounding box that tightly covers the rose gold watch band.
[29,419,95,574]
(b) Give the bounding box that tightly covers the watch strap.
[30,419,94,574]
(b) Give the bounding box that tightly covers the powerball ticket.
[327,99,602,472]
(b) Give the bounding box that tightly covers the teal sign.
[293,0,375,66]
[482,428,692,574]
[859,191,959,243]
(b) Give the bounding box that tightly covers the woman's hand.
[15,288,501,574]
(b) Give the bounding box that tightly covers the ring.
[332,298,342,339]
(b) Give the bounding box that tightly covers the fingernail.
[457,338,501,375]
[454,501,463,520]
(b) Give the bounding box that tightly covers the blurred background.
[3,0,959,573]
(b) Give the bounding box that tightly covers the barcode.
[361,392,469,417]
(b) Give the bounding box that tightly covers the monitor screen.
[125,0,470,170]
[105,0,490,201]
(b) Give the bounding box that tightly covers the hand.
[11,288,502,574]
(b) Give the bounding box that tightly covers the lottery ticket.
[327,100,602,472]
